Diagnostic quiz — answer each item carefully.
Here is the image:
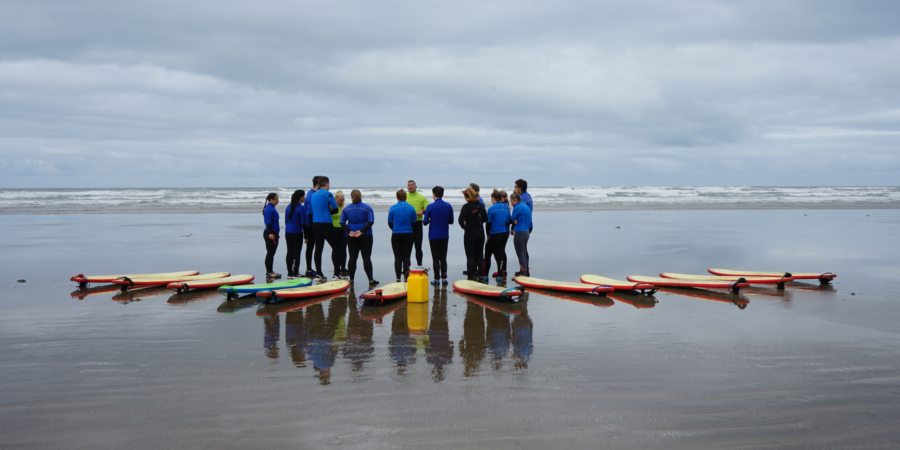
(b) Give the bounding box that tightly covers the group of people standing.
[262,177,533,286]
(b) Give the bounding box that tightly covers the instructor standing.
[406,180,429,267]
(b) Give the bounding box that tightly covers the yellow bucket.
[407,266,430,303]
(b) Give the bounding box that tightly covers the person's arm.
[387,208,394,231]
[359,222,374,234]
[328,197,338,215]
[341,223,351,233]
[448,205,454,225]
[458,206,465,229]
[423,206,431,226]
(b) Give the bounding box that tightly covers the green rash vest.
[405,191,429,222]
[331,204,344,227]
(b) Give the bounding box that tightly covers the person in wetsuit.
[405,180,430,267]
[510,191,533,277]
[459,187,487,281]
[303,176,320,277]
[388,189,417,282]
[341,189,378,286]
[423,185,454,285]
[262,192,281,279]
[484,189,511,280]
[284,189,307,278]
[311,176,341,280]
[331,191,347,277]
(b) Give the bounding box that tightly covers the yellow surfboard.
[708,268,835,283]
[256,280,350,302]
[113,272,230,288]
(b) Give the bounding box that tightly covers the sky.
[1,0,899,188]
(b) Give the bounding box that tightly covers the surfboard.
[708,268,836,283]
[358,297,406,322]
[660,273,793,285]
[256,280,350,302]
[514,276,613,295]
[112,285,172,303]
[113,272,230,289]
[627,276,749,294]
[453,280,525,299]
[167,275,254,293]
[359,282,407,307]
[580,275,658,294]
[217,278,312,299]
[71,271,199,286]
[167,289,224,304]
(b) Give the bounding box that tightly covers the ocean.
[2,186,899,214]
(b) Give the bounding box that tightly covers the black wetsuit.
[458,201,487,279]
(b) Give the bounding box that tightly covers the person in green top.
[406,180,430,266]
[331,191,348,277]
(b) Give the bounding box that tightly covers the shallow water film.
[2,210,899,448]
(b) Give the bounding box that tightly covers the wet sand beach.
[2,209,900,448]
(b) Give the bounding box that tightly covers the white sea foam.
[1,186,898,213]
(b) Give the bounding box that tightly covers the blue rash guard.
[423,198,454,240]
[311,190,338,224]
[387,201,416,234]
[284,203,307,234]
[264,203,280,234]
[304,188,318,220]
[519,191,533,229]
[486,202,511,235]
[340,202,375,236]
[476,195,485,208]
[511,203,532,232]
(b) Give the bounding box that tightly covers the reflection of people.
[285,309,309,367]
[459,187,487,280]
[512,306,533,370]
[341,190,377,285]
[510,192,533,277]
[405,180,429,267]
[389,305,416,374]
[485,190,511,280]
[263,193,281,279]
[343,290,375,375]
[484,308,511,370]
[331,190,347,277]
[388,190,416,282]
[426,289,454,381]
[284,190,307,278]
[423,186,454,285]
[459,300,486,377]
[304,295,348,385]
[263,313,280,360]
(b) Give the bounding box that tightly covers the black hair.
[469,182,480,193]
[319,175,330,186]
[312,176,320,187]
[515,179,527,192]
[263,192,278,215]
[491,189,502,201]
[432,186,444,198]
[408,180,416,185]
[288,189,305,221]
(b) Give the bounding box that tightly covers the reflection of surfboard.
[526,287,615,308]
[453,280,524,299]
[70,284,122,300]
[167,289,224,304]
[113,272,230,289]
[580,275,657,294]
[256,280,350,303]
[660,272,793,286]
[358,298,406,323]
[71,271,198,286]
[708,268,835,283]
[167,275,254,293]
[656,287,750,309]
[112,285,173,303]
[217,297,259,314]
[217,278,312,299]
[459,293,526,316]
[256,292,349,317]
[359,282,407,307]
[607,292,657,309]
[627,276,749,294]
[514,276,612,295]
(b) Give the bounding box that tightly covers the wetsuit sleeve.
[458,205,466,229]
[449,205,454,224]
[339,208,348,225]
[423,205,431,225]
[341,224,351,233]
[360,222,374,233]
[387,208,394,226]
[328,196,338,214]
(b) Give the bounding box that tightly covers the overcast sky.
[1,0,899,188]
